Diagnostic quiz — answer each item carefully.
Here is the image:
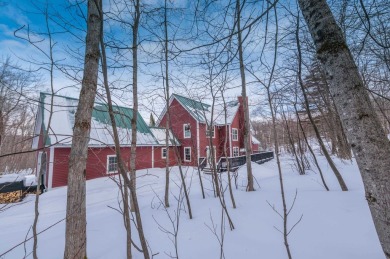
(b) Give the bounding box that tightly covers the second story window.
[206,125,215,138]
[183,124,191,138]
[232,128,238,141]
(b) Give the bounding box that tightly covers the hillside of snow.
[0,154,385,259]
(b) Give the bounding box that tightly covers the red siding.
[198,123,224,159]
[237,96,246,151]
[230,104,241,156]
[153,147,177,168]
[158,96,257,164]
[217,125,230,157]
[237,96,257,155]
[52,146,154,188]
[159,98,198,166]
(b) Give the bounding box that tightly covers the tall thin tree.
[236,0,254,191]
[163,0,171,208]
[129,0,151,257]
[64,0,101,258]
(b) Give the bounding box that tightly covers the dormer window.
[206,125,215,138]
[183,124,191,138]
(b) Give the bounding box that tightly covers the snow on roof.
[251,135,261,145]
[165,94,239,125]
[149,127,180,146]
[208,99,240,125]
[0,174,24,184]
[34,93,174,147]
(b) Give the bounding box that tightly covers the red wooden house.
[32,93,179,190]
[33,93,261,190]
[157,94,261,167]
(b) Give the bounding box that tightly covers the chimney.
[237,96,248,105]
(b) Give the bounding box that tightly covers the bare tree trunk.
[295,105,329,191]
[298,0,390,257]
[171,142,193,219]
[98,1,132,256]
[268,93,293,259]
[33,152,46,259]
[222,93,236,209]
[295,11,348,191]
[166,107,193,218]
[33,9,55,257]
[191,136,205,199]
[129,0,151,257]
[64,1,101,258]
[236,0,254,191]
[206,99,221,198]
[282,109,304,175]
[164,0,170,208]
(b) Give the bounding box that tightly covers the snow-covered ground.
[0,154,385,259]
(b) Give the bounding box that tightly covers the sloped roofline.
[34,92,176,147]
[156,94,211,125]
[157,93,239,126]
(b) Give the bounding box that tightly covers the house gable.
[157,94,211,126]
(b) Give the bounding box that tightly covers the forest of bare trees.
[1,0,390,258]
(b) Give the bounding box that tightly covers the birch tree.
[298,0,390,257]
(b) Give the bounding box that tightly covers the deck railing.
[216,151,274,172]
[250,151,274,162]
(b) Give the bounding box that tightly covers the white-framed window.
[183,124,191,138]
[184,147,191,162]
[162,148,167,159]
[107,155,118,173]
[233,147,239,157]
[206,125,215,138]
[232,128,238,141]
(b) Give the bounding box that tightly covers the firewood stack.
[0,190,24,203]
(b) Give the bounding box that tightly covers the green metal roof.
[92,104,151,134]
[39,92,151,136]
[172,94,210,122]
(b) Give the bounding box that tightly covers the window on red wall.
[233,147,239,157]
[183,124,191,138]
[232,128,238,141]
[206,125,215,138]
[162,148,167,159]
[107,155,118,173]
[184,147,191,161]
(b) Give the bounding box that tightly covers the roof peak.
[172,93,210,108]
